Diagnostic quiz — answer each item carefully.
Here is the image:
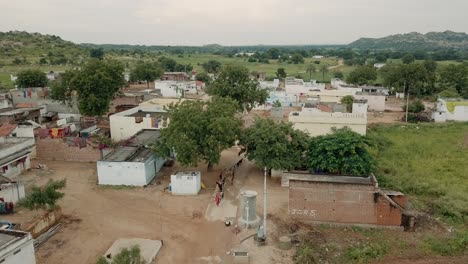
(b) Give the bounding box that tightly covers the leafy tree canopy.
[334,71,344,79]
[380,63,430,95]
[16,69,48,88]
[89,48,105,60]
[50,59,125,116]
[403,100,425,113]
[307,128,377,176]
[402,53,415,64]
[439,64,468,98]
[154,97,241,169]
[195,71,212,85]
[346,65,377,85]
[19,179,66,210]
[276,68,287,79]
[207,64,268,111]
[341,95,355,112]
[202,60,222,74]
[130,61,163,88]
[240,119,309,171]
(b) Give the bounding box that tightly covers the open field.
[369,123,468,225]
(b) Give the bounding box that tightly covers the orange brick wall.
[35,138,102,162]
[289,180,403,227]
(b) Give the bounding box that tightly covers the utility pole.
[405,81,409,123]
[263,166,267,239]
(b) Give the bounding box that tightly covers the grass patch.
[344,241,388,263]
[423,231,468,256]
[369,123,468,224]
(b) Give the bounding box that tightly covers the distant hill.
[0,31,87,64]
[348,31,468,50]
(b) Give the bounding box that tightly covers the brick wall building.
[288,173,407,228]
[35,138,106,162]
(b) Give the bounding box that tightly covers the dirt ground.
[4,147,466,264]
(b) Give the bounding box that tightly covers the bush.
[294,244,316,264]
[403,100,425,113]
[18,179,66,210]
[96,246,146,264]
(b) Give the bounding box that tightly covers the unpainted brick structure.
[288,174,406,228]
[35,138,103,162]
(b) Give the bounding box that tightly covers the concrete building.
[0,137,35,178]
[170,171,201,195]
[354,92,386,112]
[0,93,13,109]
[97,130,166,186]
[0,107,42,124]
[139,98,187,108]
[374,63,386,69]
[289,101,368,137]
[0,177,26,204]
[433,98,468,122]
[287,173,407,228]
[155,80,200,98]
[0,229,36,264]
[259,79,280,90]
[285,78,325,95]
[162,72,189,81]
[110,105,169,141]
[9,88,80,115]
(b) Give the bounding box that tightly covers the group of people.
[214,156,245,206]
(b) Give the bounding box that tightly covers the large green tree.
[276,68,287,79]
[130,61,163,89]
[307,128,376,176]
[439,64,468,98]
[240,119,309,173]
[346,65,377,85]
[202,60,222,74]
[154,97,241,169]
[380,63,429,95]
[207,64,268,111]
[50,59,125,116]
[16,69,48,88]
[89,48,105,60]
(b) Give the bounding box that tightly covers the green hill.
[0,31,87,65]
[348,31,468,51]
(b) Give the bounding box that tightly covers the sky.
[1,0,467,46]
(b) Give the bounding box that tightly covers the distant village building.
[0,229,36,264]
[259,79,280,91]
[109,105,169,141]
[289,100,368,137]
[0,93,13,109]
[97,130,166,186]
[312,55,324,59]
[373,63,386,69]
[433,98,468,122]
[154,80,202,98]
[162,72,189,81]
[285,78,325,95]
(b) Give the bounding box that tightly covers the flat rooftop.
[0,107,41,116]
[112,106,167,117]
[102,146,154,162]
[285,172,373,185]
[128,129,161,147]
[0,229,29,250]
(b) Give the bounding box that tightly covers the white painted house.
[289,101,368,137]
[0,230,36,264]
[285,78,325,95]
[0,137,34,179]
[0,177,26,204]
[433,98,468,122]
[155,80,200,98]
[110,105,169,141]
[97,130,166,186]
[170,171,201,195]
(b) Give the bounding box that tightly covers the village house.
[154,80,202,98]
[0,176,26,204]
[0,93,13,109]
[288,100,368,137]
[0,136,35,179]
[259,79,280,90]
[97,130,166,186]
[285,172,408,228]
[0,229,36,264]
[285,77,325,95]
[109,105,169,141]
[162,72,189,81]
[0,107,42,125]
[433,98,468,122]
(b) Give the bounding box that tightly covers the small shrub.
[96,245,146,264]
[18,179,66,210]
[403,100,425,113]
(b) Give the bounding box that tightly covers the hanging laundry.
[2,166,8,173]
[69,124,76,132]
[50,128,59,138]
[215,192,221,206]
[22,90,26,98]
[27,89,32,98]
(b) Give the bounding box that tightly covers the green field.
[370,123,468,225]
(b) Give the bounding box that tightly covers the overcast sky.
[1,0,467,46]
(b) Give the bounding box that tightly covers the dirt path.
[328,59,344,70]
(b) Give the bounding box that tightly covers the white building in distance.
[433,98,468,122]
